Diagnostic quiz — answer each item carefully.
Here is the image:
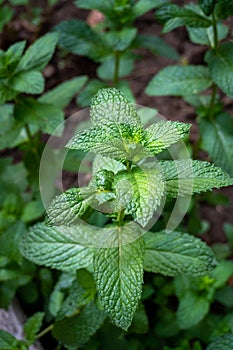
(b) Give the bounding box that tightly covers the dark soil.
[1,1,233,243]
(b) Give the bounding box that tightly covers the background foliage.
[0,0,233,349]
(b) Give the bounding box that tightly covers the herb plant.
[0,31,87,315]
[54,0,178,106]
[146,0,233,176]
[19,88,233,349]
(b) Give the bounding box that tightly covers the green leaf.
[24,312,44,344]
[156,4,211,33]
[205,43,233,97]
[20,223,94,271]
[0,268,21,281]
[52,302,105,347]
[9,70,44,94]
[216,0,233,19]
[57,272,96,320]
[144,231,216,276]
[17,32,58,72]
[74,0,110,12]
[188,23,228,47]
[5,41,26,67]
[177,291,209,329]
[207,334,233,349]
[14,97,64,135]
[143,120,191,154]
[146,65,212,96]
[129,303,149,334]
[67,90,145,162]
[92,155,126,175]
[21,199,45,223]
[55,20,109,62]
[39,76,87,109]
[114,166,165,227]
[97,55,135,81]
[198,0,217,15]
[199,113,233,176]
[104,28,137,52]
[94,233,144,330]
[0,6,14,32]
[212,260,233,288]
[0,85,17,104]
[77,79,106,107]
[135,34,179,60]
[224,223,233,246]
[90,88,141,127]
[133,0,170,17]
[45,187,94,226]
[66,125,130,160]
[0,330,18,350]
[0,221,25,264]
[159,159,233,197]
[0,104,24,150]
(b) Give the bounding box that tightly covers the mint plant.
[19,88,233,348]
[54,0,178,106]
[0,32,87,315]
[146,0,233,176]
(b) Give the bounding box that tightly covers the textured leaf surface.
[20,223,94,271]
[177,291,209,328]
[207,334,233,349]
[92,155,126,175]
[143,120,190,154]
[39,76,87,109]
[146,65,212,96]
[90,88,141,127]
[66,123,146,162]
[156,3,211,33]
[94,222,143,248]
[9,70,44,94]
[160,159,233,197]
[24,312,44,344]
[199,113,233,176]
[53,302,105,347]
[55,19,108,61]
[114,166,165,227]
[205,43,233,97]
[94,233,144,330]
[17,32,58,71]
[45,187,94,226]
[144,231,216,276]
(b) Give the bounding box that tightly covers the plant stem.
[117,208,125,226]
[36,324,54,339]
[24,124,40,160]
[113,51,120,87]
[208,83,218,119]
[212,10,218,53]
[25,124,33,142]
